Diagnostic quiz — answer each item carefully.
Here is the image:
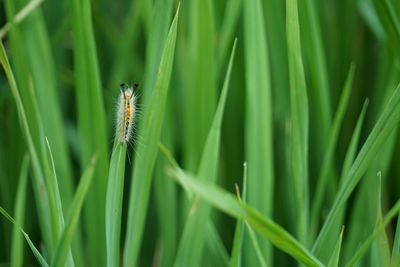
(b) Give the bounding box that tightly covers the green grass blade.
[10,154,29,267]
[286,0,309,245]
[311,64,355,234]
[340,100,369,181]
[313,84,400,257]
[70,0,110,264]
[0,206,49,267]
[217,0,242,74]
[21,4,75,212]
[141,0,173,103]
[164,165,324,267]
[344,198,400,267]
[313,101,369,264]
[105,144,127,267]
[205,222,230,267]
[327,227,344,267]
[123,6,179,266]
[182,0,216,171]
[393,214,400,260]
[52,157,96,267]
[373,174,391,267]
[0,40,53,255]
[245,222,268,267]
[174,39,236,267]
[154,120,177,267]
[107,0,143,89]
[299,0,332,155]
[229,162,247,267]
[243,0,274,263]
[0,0,44,39]
[372,0,400,53]
[44,136,74,267]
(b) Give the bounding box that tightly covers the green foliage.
[1,0,400,266]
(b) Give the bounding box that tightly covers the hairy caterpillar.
[116,83,138,144]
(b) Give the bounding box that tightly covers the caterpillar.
[116,83,138,144]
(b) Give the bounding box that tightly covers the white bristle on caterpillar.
[116,83,137,144]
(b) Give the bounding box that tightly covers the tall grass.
[1,0,400,266]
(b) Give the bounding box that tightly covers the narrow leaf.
[52,157,96,267]
[123,6,179,266]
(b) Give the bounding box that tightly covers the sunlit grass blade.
[344,198,400,267]
[243,0,274,263]
[313,84,400,257]
[229,162,247,267]
[70,0,109,264]
[10,154,29,267]
[286,0,309,245]
[52,157,96,267]
[123,6,179,266]
[327,227,344,267]
[0,206,49,267]
[163,164,324,267]
[105,144,127,267]
[174,39,236,267]
[311,64,355,235]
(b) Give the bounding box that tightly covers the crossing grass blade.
[70,0,109,264]
[123,6,179,266]
[311,64,355,235]
[174,39,236,267]
[10,154,29,267]
[52,157,96,267]
[0,206,49,267]
[105,143,127,267]
[286,0,309,245]
[313,84,400,258]
[162,163,324,267]
[243,0,274,264]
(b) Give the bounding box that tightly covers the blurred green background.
[1,0,400,266]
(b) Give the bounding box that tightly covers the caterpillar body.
[116,83,138,144]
